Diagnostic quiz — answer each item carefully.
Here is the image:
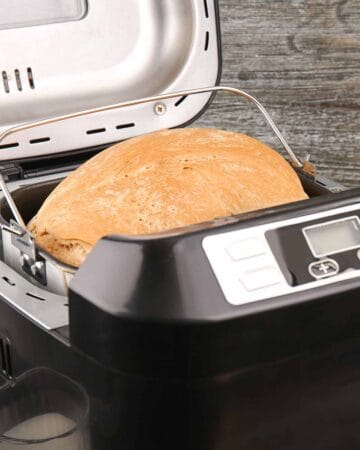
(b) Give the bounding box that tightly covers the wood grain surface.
[198,0,360,188]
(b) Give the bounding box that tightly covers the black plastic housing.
[0,181,360,449]
[69,188,360,378]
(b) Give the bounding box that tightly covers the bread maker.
[0,1,360,449]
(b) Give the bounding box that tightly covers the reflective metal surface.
[0,86,305,168]
[0,0,220,160]
[0,0,87,30]
[0,261,68,330]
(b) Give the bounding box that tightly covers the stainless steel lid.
[0,0,220,160]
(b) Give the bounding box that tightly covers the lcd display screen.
[0,0,87,30]
[303,216,360,257]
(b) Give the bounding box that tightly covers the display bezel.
[302,215,360,258]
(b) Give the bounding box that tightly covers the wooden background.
[198,0,360,188]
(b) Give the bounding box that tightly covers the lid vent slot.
[14,69,22,91]
[1,68,35,93]
[0,143,19,150]
[2,276,15,286]
[87,128,106,135]
[27,67,35,89]
[175,96,188,107]
[204,0,209,18]
[116,123,135,130]
[204,31,210,51]
[26,292,46,301]
[30,137,50,144]
[2,71,9,93]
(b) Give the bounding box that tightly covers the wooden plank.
[198,0,360,188]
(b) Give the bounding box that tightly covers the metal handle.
[0,86,304,168]
[0,173,26,230]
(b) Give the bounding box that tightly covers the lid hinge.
[0,163,23,182]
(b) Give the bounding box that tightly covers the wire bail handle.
[0,85,314,241]
[0,85,309,169]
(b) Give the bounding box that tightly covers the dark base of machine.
[1,173,360,449]
[1,295,360,450]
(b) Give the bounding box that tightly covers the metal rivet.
[154,103,167,116]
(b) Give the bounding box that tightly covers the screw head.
[154,103,167,116]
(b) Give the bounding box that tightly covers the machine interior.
[0,180,57,225]
[0,172,331,230]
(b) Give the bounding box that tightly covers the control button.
[308,259,339,280]
[227,238,266,261]
[240,266,281,291]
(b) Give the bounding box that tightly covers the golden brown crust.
[29,128,308,267]
[28,215,91,267]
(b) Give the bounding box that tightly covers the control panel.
[202,204,360,306]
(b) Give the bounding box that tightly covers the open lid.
[0,0,221,160]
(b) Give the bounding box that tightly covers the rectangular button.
[227,238,266,261]
[241,266,281,291]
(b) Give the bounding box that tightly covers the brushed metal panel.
[0,0,220,160]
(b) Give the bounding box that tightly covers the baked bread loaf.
[28,128,307,267]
